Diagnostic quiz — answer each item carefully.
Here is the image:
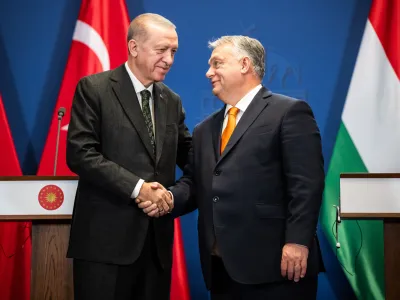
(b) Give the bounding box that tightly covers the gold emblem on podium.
[38,185,64,210]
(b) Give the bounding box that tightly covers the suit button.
[214,170,221,176]
[213,196,219,203]
[155,171,159,176]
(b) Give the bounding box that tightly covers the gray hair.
[208,35,265,80]
[127,13,176,42]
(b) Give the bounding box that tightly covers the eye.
[213,61,221,68]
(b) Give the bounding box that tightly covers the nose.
[163,51,174,66]
[206,67,214,78]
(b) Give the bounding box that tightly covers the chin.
[211,87,220,96]
[154,74,166,82]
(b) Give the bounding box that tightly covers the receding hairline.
[207,45,232,65]
[207,42,242,65]
[127,13,176,42]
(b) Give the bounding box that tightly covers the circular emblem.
[38,185,64,210]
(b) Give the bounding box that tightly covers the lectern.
[340,173,400,300]
[0,176,78,300]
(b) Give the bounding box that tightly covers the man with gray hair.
[67,13,191,300]
[139,35,325,299]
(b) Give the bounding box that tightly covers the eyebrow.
[154,43,178,49]
[208,55,223,65]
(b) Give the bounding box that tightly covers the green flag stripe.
[321,122,384,300]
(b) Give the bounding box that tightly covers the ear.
[128,39,138,57]
[240,57,251,74]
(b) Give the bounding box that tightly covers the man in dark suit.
[66,13,191,300]
[139,35,325,299]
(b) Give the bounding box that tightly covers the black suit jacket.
[171,87,325,288]
[66,64,192,269]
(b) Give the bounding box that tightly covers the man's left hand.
[281,243,309,282]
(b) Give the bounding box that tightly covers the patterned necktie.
[220,107,240,154]
[140,90,156,157]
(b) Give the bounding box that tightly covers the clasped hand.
[135,182,172,217]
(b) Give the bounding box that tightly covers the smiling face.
[206,44,245,103]
[129,23,178,86]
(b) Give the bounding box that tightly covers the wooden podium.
[0,176,78,300]
[340,173,400,300]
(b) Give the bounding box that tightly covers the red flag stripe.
[369,0,400,80]
[170,219,191,300]
[0,94,31,300]
[0,96,22,176]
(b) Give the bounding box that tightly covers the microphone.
[58,107,66,119]
[53,107,66,176]
[333,205,341,248]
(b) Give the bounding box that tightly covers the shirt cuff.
[286,243,308,249]
[167,191,174,213]
[167,191,174,202]
[131,179,145,199]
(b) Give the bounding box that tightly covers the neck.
[224,80,261,106]
[127,59,153,88]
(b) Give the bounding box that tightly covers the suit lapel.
[153,83,167,165]
[211,107,226,161]
[218,87,272,163]
[110,65,155,160]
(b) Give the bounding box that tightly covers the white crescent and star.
[62,20,110,131]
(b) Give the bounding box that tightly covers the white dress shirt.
[222,84,262,132]
[124,62,155,199]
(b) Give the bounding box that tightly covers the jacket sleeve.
[170,126,197,217]
[281,100,325,248]
[175,97,193,170]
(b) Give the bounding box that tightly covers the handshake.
[135,182,173,218]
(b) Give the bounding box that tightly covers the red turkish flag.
[37,0,130,176]
[0,94,31,300]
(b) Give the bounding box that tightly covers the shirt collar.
[125,62,154,96]
[224,84,262,117]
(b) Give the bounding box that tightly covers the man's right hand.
[136,182,173,217]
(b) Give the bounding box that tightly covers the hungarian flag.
[36,1,191,298]
[0,94,31,300]
[320,0,399,299]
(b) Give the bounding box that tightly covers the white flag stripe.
[342,20,400,172]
